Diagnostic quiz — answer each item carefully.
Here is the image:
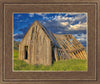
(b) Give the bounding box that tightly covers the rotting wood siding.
[19,21,52,65]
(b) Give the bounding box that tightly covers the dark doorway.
[52,47,55,63]
[25,46,28,59]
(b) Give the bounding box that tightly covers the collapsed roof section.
[53,34,87,60]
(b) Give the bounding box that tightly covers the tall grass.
[14,50,87,71]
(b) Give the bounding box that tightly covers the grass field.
[14,49,87,71]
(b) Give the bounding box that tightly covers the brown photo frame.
[0,0,100,84]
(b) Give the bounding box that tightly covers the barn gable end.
[19,20,52,65]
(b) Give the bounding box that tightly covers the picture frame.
[0,0,99,84]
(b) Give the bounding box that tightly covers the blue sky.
[13,13,87,47]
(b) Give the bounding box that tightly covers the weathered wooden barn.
[19,20,87,65]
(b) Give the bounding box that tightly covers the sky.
[13,13,87,47]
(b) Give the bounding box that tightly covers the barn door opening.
[52,47,55,63]
[24,46,28,59]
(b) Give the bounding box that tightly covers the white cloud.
[48,20,52,22]
[53,13,86,24]
[73,14,86,21]
[36,13,48,17]
[66,13,86,15]
[43,16,49,20]
[73,33,87,42]
[68,22,87,30]
[29,13,46,17]
[37,13,44,16]
[60,22,69,26]
[77,38,86,42]
[17,14,21,17]
[43,16,54,21]
[42,13,87,32]
[53,15,68,21]
[36,13,43,15]
[29,13,34,17]
[13,33,23,37]
[65,14,68,16]
[16,20,27,23]
[13,33,18,37]
[57,31,62,34]
[53,13,85,20]
[43,22,46,24]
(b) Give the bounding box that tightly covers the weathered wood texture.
[19,21,52,65]
[54,34,87,60]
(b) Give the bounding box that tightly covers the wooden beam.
[58,39,72,59]
[63,38,76,59]
[54,47,59,61]
[69,35,87,59]
[65,35,82,59]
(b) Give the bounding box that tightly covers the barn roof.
[53,34,85,52]
[35,20,61,48]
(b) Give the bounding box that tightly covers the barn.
[19,20,87,65]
